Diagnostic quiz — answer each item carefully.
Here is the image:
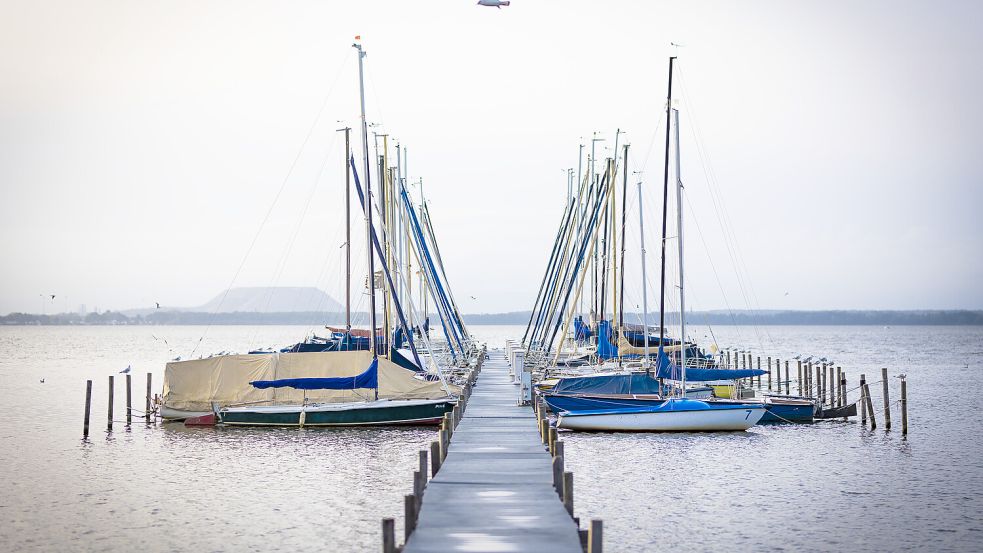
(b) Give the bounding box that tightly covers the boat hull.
[557,400,766,432]
[543,388,713,413]
[219,398,455,427]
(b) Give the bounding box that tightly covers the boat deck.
[402,349,583,553]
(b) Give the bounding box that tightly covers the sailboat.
[556,56,766,432]
[164,41,460,426]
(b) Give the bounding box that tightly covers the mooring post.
[145,372,152,423]
[836,367,843,407]
[552,451,564,496]
[107,375,114,432]
[125,373,132,426]
[541,419,549,446]
[860,373,868,425]
[841,373,848,421]
[588,519,603,553]
[757,356,761,388]
[815,365,821,401]
[382,518,396,553]
[784,360,790,394]
[430,440,440,476]
[881,367,892,430]
[863,380,876,430]
[83,380,92,438]
[767,356,772,390]
[797,360,803,396]
[821,364,827,405]
[901,377,908,436]
[548,427,558,457]
[444,413,453,439]
[404,494,417,540]
[563,471,574,516]
[413,470,423,508]
[419,449,427,483]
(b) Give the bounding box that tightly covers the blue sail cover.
[574,316,592,341]
[596,320,618,359]
[250,359,379,390]
[653,347,765,382]
[552,373,663,395]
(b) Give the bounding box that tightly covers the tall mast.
[338,126,352,331]
[638,179,650,375]
[353,40,378,379]
[658,56,676,353]
[618,144,629,339]
[674,107,685,391]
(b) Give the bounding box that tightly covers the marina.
[3,2,982,552]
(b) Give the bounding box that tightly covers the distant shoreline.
[2,310,981,326]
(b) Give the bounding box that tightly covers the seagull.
[50,294,56,300]
[155,302,161,309]
[40,378,45,383]
[470,296,477,300]
[793,354,801,360]
[119,365,131,374]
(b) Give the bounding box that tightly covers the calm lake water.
[0,324,980,552]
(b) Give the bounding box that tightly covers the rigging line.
[683,190,746,345]
[675,67,764,351]
[248,133,341,349]
[189,54,352,358]
[677,64,776,351]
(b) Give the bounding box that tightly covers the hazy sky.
[2,0,981,316]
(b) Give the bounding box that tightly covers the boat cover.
[163,350,457,413]
[654,347,766,382]
[250,359,378,390]
[551,373,663,395]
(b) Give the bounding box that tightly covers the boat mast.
[673,107,685,391]
[617,144,629,352]
[638,179,650,375]
[658,56,675,359]
[353,41,379,399]
[339,126,352,332]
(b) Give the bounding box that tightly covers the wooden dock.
[402,349,584,553]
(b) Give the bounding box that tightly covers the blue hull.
[760,402,815,423]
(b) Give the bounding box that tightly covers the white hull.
[558,406,766,432]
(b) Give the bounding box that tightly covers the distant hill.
[193,287,342,313]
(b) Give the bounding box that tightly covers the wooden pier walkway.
[402,349,584,553]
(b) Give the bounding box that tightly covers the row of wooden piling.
[382,346,485,553]
[723,349,909,435]
[535,396,602,553]
[83,372,154,437]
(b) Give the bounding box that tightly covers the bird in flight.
[119,365,131,374]
[477,0,510,7]
[155,302,161,309]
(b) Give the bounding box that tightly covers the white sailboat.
[557,56,766,432]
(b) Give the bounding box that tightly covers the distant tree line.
[2,309,981,326]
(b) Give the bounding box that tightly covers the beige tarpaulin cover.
[163,351,457,412]
[616,332,687,356]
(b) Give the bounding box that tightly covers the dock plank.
[403,349,583,553]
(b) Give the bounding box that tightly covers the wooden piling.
[107,375,114,432]
[785,360,790,395]
[382,518,396,553]
[440,428,449,462]
[756,356,761,388]
[836,367,843,406]
[430,440,441,477]
[863,380,876,430]
[540,419,549,446]
[548,427,558,457]
[125,373,132,426]
[413,471,423,507]
[419,450,428,482]
[767,356,772,390]
[815,365,821,401]
[840,373,848,421]
[588,519,603,553]
[821,364,827,406]
[860,373,867,425]
[145,372,152,423]
[552,453,564,496]
[881,367,892,430]
[901,377,908,436]
[404,494,417,540]
[797,360,803,396]
[563,472,574,516]
[83,380,92,438]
